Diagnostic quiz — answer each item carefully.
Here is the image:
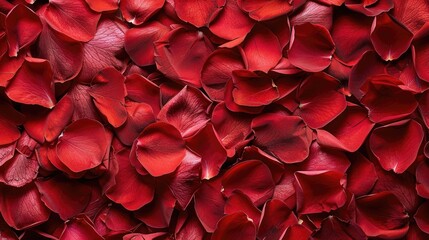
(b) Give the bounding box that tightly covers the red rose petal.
[0,152,38,187]
[415,201,429,234]
[212,212,256,240]
[345,0,393,16]
[224,191,261,224]
[290,1,333,30]
[311,216,366,240]
[0,51,26,87]
[257,199,297,240]
[346,153,377,197]
[416,160,429,198]
[282,224,312,240]
[85,0,118,12]
[0,143,16,167]
[44,95,74,142]
[120,0,164,25]
[236,0,292,21]
[125,73,161,114]
[59,215,103,240]
[392,0,429,33]
[175,0,225,27]
[413,23,429,82]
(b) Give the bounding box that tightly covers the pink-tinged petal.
[35,175,92,220]
[331,11,372,65]
[222,160,275,206]
[44,95,74,142]
[345,0,393,16]
[296,142,350,173]
[5,57,55,108]
[125,73,161,114]
[44,0,101,42]
[56,119,108,172]
[212,212,256,240]
[296,73,346,129]
[68,84,101,122]
[76,18,128,83]
[175,0,225,27]
[224,191,261,224]
[258,199,297,240]
[36,18,83,82]
[252,112,312,163]
[370,120,423,173]
[120,0,164,25]
[211,102,253,157]
[413,23,429,82]
[295,171,347,214]
[176,213,205,240]
[0,183,50,230]
[16,132,38,157]
[89,67,127,128]
[416,161,429,198]
[349,51,386,99]
[106,149,154,211]
[241,146,284,183]
[194,178,226,232]
[242,24,282,72]
[282,224,312,240]
[155,27,214,87]
[347,153,377,197]
[85,0,118,12]
[311,216,366,240]
[288,23,335,72]
[187,123,227,180]
[361,75,418,123]
[290,1,333,30]
[5,4,42,57]
[392,0,429,33]
[415,201,429,234]
[0,152,38,187]
[135,122,185,176]
[317,103,374,152]
[201,48,246,101]
[0,143,15,167]
[125,21,169,67]
[158,86,212,138]
[237,0,292,21]
[59,215,102,240]
[356,192,409,239]
[370,13,413,61]
[209,0,255,40]
[166,149,201,209]
[0,51,25,87]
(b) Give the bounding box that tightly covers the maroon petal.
[242,24,282,72]
[5,4,42,57]
[236,0,292,21]
[415,201,429,234]
[311,216,366,240]
[155,27,214,87]
[44,95,74,142]
[44,0,101,42]
[0,100,23,145]
[241,146,285,183]
[369,119,424,173]
[135,122,185,177]
[346,153,377,197]
[416,160,429,198]
[370,13,413,61]
[212,212,256,240]
[5,57,56,108]
[85,0,118,12]
[356,192,409,239]
[413,23,429,82]
[59,215,103,240]
[288,23,335,72]
[125,73,161,113]
[282,224,312,240]
[157,86,211,138]
[257,199,297,240]
[224,191,261,224]
[0,183,50,230]
[208,0,255,40]
[175,0,225,27]
[252,112,312,163]
[294,171,347,214]
[94,205,138,236]
[222,160,275,206]
[296,73,346,129]
[0,152,38,187]
[392,0,429,33]
[175,213,205,240]
[345,0,393,16]
[35,175,92,220]
[125,21,169,67]
[56,119,108,172]
[120,0,164,25]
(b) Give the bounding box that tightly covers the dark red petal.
[35,175,92,220]
[125,73,161,113]
[201,48,246,101]
[59,215,103,240]
[0,183,50,230]
[392,0,429,33]
[44,0,101,42]
[175,0,225,27]
[106,149,154,210]
[136,122,185,176]
[282,224,312,240]
[346,153,377,197]
[311,216,366,240]
[316,103,374,152]
[0,51,25,87]
[56,119,107,172]
[5,57,56,108]
[176,213,205,240]
[296,73,346,129]
[0,142,15,166]
[94,205,138,236]
[369,120,424,173]
[5,4,42,57]
[85,0,118,12]
[0,115,21,146]
[413,23,429,82]
[370,13,413,61]
[242,24,282,72]
[0,152,38,187]
[224,191,261,224]
[241,146,285,183]
[416,160,429,198]
[290,1,333,30]
[155,28,214,87]
[345,0,393,16]
[125,21,169,67]
[415,201,429,234]
[157,86,211,138]
[252,112,312,163]
[212,212,256,240]
[315,0,345,5]
[120,0,164,25]
[236,0,292,21]
[44,95,74,142]
[222,160,275,206]
[294,171,347,214]
[356,192,409,239]
[209,0,255,40]
[258,199,297,240]
[288,23,335,72]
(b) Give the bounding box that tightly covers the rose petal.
[0,142,16,167]
[175,0,225,27]
[311,216,366,240]
[212,212,256,240]
[0,152,38,187]
[120,0,164,25]
[85,0,118,12]
[415,201,429,234]
[392,0,429,33]
[282,224,312,240]
[346,153,377,197]
[290,1,333,30]
[413,23,429,82]
[224,191,261,224]
[237,0,292,21]
[257,199,297,240]
[44,95,74,142]
[59,215,103,240]
[125,73,161,113]
[345,0,393,16]
[416,160,429,198]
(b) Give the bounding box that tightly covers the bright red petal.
[237,0,292,21]
[85,0,118,12]
[0,152,38,187]
[120,0,164,25]
[212,212,256,240]
[175,0,225,27]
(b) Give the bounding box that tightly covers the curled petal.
[237,0,292,21]
[125,73,161,113]
[212,212,256,240]
[44,95,75,142]
[0,152,38,187]
[120,0,164,25]
[175,0,225,27]
[258,199,297,240]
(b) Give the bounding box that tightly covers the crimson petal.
[59,215,103,240]
[346,153,377,197]
[0,152,38,187]
[85,0,118,12]
[236,0,292,21]
[44,95,74,142]
[224,191,261,224]
[392,0,429,33]
[120,0,164,25]
[175,0,225,27]
[415,201,429,234]
[212,212,256,240]
[257,199,297,240]
[125,73,161,113]
[311,216,366,240]
[413,23,429,82]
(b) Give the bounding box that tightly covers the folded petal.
[0,152,38,187]
[288,23,335,72]
[125,73,161,113]
[413,23,429,82]
[282,224,312,240]
[212,212,256,240]
[258,199,297,240]
[346,153,377,197]
[175,0,225,27]
[59,215,103,240]
[369,120,424,173]
[44,95,74,142]
[120,0,164,25]
[0,51,25,87]
[224,191,261,224]
[311,216,366,240]
[237,0,292,21]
